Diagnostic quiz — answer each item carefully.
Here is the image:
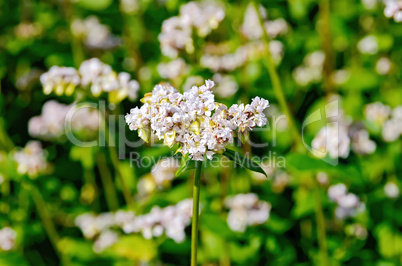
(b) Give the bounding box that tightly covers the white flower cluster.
[328,184,365,220]
[212,74,238,98]
[120,199,193,243]
[376,57,392,75]
[41,58,139,103]
[28,100,100,141]
[125,80,269,161]
[0,227,16,251]
[381,106,402,142]
[157,58,188,80]
[13,141,49,177]
[40,66,80,96]
[383,0,402,22]
[241,3,288,40]
[312,98,377,159]
[200,40,284,72]
[151,157,180,187]
[225,193,271,232]
[357,35,379,54]
[364,102,402,142]
[158,1,225,58]
[293,51,325,86]
[75,199,193,249]
[71,16,121,50]
[312,124,351,159]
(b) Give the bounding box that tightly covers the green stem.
[313,178,330,266]
[253,1,304,151]
[191,161,203,266]
[99,107,135,209]
[96,153,119,211]
[24,182,62,259]
[319,0,333,94]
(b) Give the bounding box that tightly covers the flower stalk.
[191,160,203,266]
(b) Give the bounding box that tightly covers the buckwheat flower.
[351,129,376,155]
[316,172,329,186]
[28,100,100,141]
[120,199,193,243]
[93,230,119,253]
[13,141,49,178]
[376,57,392,75]
[179,1,225,37]
[28,100,70,140]
[312,124,350,159]
[0,227,16,251]
[40,66,80,96]
[225,193,271,232]
[264,18,289,38]
[78,58,139,102]
[383,0,402,22]
[159,16,193,58]
[384,182,399,198]
[293,51,325,86]
[71,16,121,50]
[157,58,188,80]
[151,157,180,187]
[183,76,204,92]
[331,69,351,86]
[364,102,391,125]
[126,80,269,161]
[241,3,266,40]
[75,212,116,239]
[328,184,365,220]
[328,183,348,202]
[357,35,379,54]
[381,105,402,142]
[212,74,238,98]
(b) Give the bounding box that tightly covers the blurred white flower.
[151,157,180,187]
[225,193,271,232]
[40,66,80,96]
[71,16,121,50]
[357,35,379,54]
[328,184,365,220]
[212,74,238,98]
[157,58,188,80]
[384,182,399,198]
[28,100,100,141]
[0,227,16,251]
[376,57,392,75]
[293,51,325,86]
[364,102,391,125]
[382,105,402,142]
[159,1,224,58]
[312,124,350,159]
[93,230,119,253]
[13,141,49,177]
[351,129,376,155]
[383,0,402,22]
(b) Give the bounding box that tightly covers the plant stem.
[253,1,304,151]
[24,182,62,259]
[313,178,330,266]
[191,160,203,266]
[319,0,333,94]
[96,152,119,211]
[99,106,135,209]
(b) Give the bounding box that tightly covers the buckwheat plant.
[126,79,269,265]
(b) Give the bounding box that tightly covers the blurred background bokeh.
[0,0,401,265]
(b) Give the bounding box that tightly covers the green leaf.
[223,149,267,177]
[175,154,196,176]
[201,213,236,239]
